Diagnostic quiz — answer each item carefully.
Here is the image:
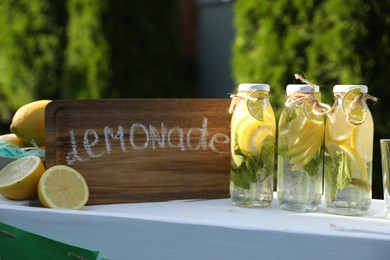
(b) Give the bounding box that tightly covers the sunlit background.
[0,0,389,198]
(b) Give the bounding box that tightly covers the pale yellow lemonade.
[230,83,276,207]
[324,85,374,216]
[277,84,324,211]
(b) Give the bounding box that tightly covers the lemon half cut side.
[38,165,89,210]
[0,156,45,200]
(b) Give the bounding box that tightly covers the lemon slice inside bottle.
[326,108,355,143]
[247,90,266,121]
[338,144,368,181]
[351,112,374,163]
[341,88,360,112]
[341,88,365,124]
[303,100,323,123]
[238,122,273,156]
[284,108,324,170]
[288,122,324,171]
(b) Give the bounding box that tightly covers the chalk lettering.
[186,116,209,151]
[130,123,149,150]
[149,123,166,149]
[208,133,230,154]
[65,117,230,164]
[84,129,104,158]
[66,129,90,165]
[167,127,186,151]
[104,125,126,153]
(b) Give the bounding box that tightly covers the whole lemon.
[0,133,28,147]
[10,100,51,147]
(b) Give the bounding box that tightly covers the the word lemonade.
[324,85,374,216]
[230,84,276,207]
[277,84,325,211]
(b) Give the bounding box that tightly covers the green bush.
[0,0,190,126]
[0,0,67,122]
[61,0,110,99]
[232,0,390,198]
[100,0,190,98]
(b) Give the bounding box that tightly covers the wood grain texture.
[45,99,231,205]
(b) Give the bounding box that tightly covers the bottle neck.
[333,92,369,107]
[229,90,270,114]
[238,90,269,98]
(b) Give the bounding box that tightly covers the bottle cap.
[286,84,319,94]
[333,85,368,93]
[238,83,270,92]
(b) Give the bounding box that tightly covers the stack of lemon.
[278,100,324,171]
[0,100,89,210]
[231,90,276,160]
[326,88,372,182]
[0,156,89,210]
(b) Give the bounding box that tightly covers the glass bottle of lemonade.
[277,84,325,211]
[230,83,276,207]
[324,85,374,215]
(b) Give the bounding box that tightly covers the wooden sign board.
[45,99,231,205]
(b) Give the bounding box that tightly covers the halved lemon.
[38,165,89,210]
[247,90,266,121]
[0,156,45,200]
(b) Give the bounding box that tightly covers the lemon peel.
[10,100,51,147]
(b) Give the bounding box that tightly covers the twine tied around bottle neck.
[285,74,331,116]
[229,91,269,114]
[332,92,378,125]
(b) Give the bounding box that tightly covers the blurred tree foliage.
[0,0,191,124]
[101,1,191,98]
[0,0,67,122]
[232,0,390,198]
[61,0,110,99]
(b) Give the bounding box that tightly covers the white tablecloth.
[1,194,390,260]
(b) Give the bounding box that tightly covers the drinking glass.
[380,139,390,218]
